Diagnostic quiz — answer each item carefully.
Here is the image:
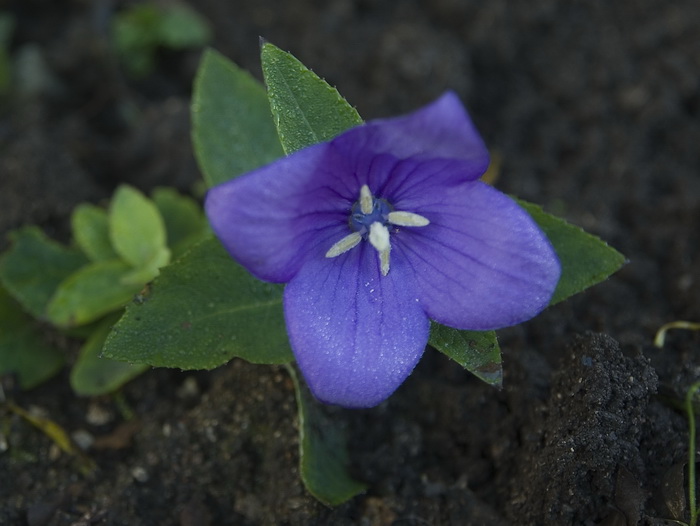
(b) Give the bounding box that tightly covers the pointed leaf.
[517,200,627,305]
[109,184,170,270]
[0,226,88,319]
[102,238,293,368]
[192,48,284,187]
[70,313,148,396]
[285,364,367,506]
[429,324,502,388]
[0,285,64,389]
[71,203,118,261]
[152,187,210,257]
[47,259,143,327]
[261,42,363,153]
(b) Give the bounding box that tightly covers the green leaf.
[192,48,285,187]
[0,285,64,389]
[517,200,627,305]
[70,313,148,396]
[0,226,88,319]
[71,203,118,262]
[158,5,212,49]
[47,259,143,327]
[109,185,171,270]
[152,187,210,257]
[285,364,367,506]
[102,238,293,368]
[260,42,363,154]
[429,324,502,388]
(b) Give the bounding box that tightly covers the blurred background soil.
[1,0,700,524]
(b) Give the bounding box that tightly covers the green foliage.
[260,42,363,154]
[0,227,88,319]
[112,3,212,78]
[0,185,204,394]
[71,204,118,262]
[103,238,293,368]
[192,49,284,187]
[429,325,502,387]
[152,187,210,257]
[45,185,179,328]
[110,185,170,271]
[0,286,64,389]
[286,364,367,505]
[46,260,143,327]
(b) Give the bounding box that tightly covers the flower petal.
[334,91,489,165]
[284,243,430,408]
[204,143,352,282]
[327,92,490,202]
[394,182,561,330]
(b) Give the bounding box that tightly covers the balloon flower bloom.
[205,92,561,408]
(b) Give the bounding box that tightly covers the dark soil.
[2,0,700,524]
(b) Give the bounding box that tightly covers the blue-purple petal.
[205,143,352,283]
[333,91,489,166]
[394,182,561,330]
[284,243,430,408]
[324,92,490,206]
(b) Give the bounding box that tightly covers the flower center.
[325,184,430,276]
[350,185,393,234]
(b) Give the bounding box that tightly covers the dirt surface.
[1,0,700,524]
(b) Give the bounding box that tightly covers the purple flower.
[205,92,561,408]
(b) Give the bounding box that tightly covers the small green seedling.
[686,381,700,526]
[655,321,700,526]
[0,185,209,395]
[655,322,700,348]
[112,3,212,78]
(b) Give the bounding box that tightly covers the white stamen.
[325,232,362,258]
[387,211,430,227]
[369,222,391,275]
[359,184,373,215]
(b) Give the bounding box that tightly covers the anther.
[359,184,373,215]
[326,232,362,258]
[387,211,430,227]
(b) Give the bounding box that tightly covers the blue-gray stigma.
[325,184,430,276]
